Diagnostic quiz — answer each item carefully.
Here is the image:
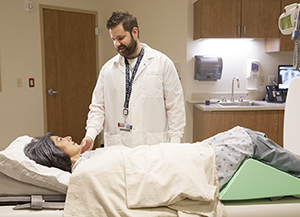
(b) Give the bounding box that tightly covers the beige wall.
[0,0,189,150]
[0,0,103,149]
[0,0,294,150]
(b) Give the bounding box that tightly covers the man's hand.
[80,137,94,154]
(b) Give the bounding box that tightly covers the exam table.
[1,77,300,216]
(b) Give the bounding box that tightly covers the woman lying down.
[24,126,300,217]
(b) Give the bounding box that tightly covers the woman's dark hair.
[24,133,72,172]
[106,10,139,38]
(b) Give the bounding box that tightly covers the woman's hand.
[80,137,94,154]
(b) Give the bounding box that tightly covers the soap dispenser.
[246,59,260,90]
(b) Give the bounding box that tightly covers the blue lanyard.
[123,47,145,116]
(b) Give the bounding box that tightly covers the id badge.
[118,123,132,131]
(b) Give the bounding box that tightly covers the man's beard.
[117,34,137,58]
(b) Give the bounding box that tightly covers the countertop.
[189,100,285,112]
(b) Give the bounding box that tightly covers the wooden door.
[241,0,281,38]
[42,8,98,145]
[194,0,241,39]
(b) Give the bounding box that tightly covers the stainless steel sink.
[217,101,263,107]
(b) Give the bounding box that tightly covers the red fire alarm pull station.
[29,78,35,87]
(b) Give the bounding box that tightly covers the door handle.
[48,88,60,95]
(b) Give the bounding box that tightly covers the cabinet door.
[194,0,241,39]
[215,110,283,147]
[241,0,281,38]
[280,0,298,51]
[265,0,296,52]
[193,108,284,147]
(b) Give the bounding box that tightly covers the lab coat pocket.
[147,132,167,145]
[105,134,121,146]
[142,76,163,97]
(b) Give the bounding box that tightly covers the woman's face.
[51,136,82,158]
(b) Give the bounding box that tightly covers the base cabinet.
[193,107,284,147]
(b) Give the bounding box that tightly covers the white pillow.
[0,136,71,194]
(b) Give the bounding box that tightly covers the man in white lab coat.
[80,11,185,152]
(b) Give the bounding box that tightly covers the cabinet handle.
[237,26,240,37]
[243,25,246,36]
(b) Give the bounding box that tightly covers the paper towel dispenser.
[194,56,223,81]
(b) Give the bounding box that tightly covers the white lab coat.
[86,43,186,147]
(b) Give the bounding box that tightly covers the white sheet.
[64,142,227,217]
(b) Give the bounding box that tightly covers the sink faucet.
[231,76,240,102]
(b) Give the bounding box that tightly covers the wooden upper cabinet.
[265,0,296,52]
[194,0,241,39]
[194,0,281,40]
[242,0,281,38]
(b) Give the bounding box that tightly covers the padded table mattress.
[224,196,300,217]
[0,206,63,217]
[1,197,299,217]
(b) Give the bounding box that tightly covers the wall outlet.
[268,76,276,85]
[258,76,264,86]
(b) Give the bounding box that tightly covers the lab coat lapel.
[133,49,154,82]
[114,54,126,75]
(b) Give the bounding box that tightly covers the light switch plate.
[17,78,22,88]
[29,78,35,87]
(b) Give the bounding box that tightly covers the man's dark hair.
[106,10,139,37]
[24,133,72,172]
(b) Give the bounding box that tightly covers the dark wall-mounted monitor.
[278,65,300,89]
